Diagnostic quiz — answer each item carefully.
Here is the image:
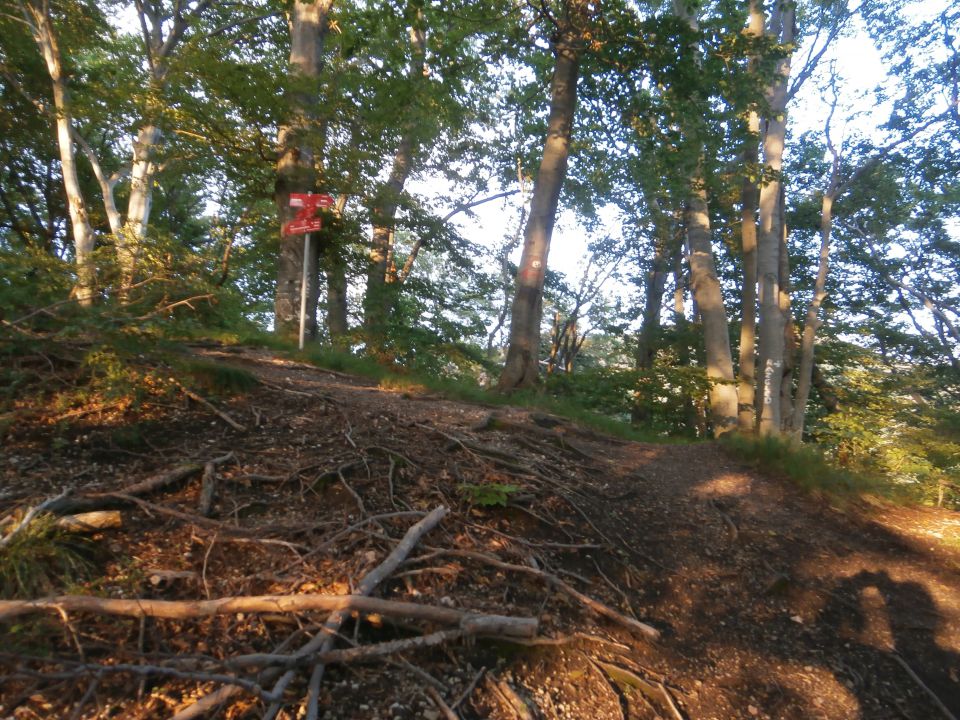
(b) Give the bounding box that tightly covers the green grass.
[294,346,671,443]
[164,329,682,444]
[174,358,260,395]
[720,433,912,503]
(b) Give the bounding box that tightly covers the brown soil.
[2,346,959,720]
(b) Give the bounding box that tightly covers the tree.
[668,0,738,434]
[15,0,99,304]
[499,0,589,390]
[273,0,334,337]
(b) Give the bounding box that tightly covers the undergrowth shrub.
[0,516,97,599]
[808,348,960,509]
[545,365,712,437]
[721,434,896,501]
[174,358,259,395]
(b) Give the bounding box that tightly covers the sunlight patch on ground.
[691,473,754,499]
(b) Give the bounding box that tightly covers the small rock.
[748,705,759,716]
[422,710,440,720]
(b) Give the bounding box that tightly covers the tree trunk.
[670,0,737,435]
[684,176,738,435]
[635,198,672,371]
[756,1,794,436]
[777,187,795,432]
[364,14,426,342]
[274,0,333,337]
[26,0,96,305]
[631,211,673,426]
[737,0,765,433]
[325,193,350,346]
[498,38,580,391]
[117,123,161,286]
[738,111,760,433]
[365,135,413,335]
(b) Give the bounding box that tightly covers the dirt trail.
[2,346,959,720]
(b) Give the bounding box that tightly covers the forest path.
[2,345,959,720]
[212,346,960,720]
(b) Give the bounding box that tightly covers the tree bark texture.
[498,37,580,391]
[756,1,794,436]
[274,0,333,336]
[737,0,765,433]
[670,0,738,435]
[738,118,760,433]
[632,201,674,425]
[364,16,426,340]
[684,178,738,435]
[117,123,161,285]
[25,0,96,305]
[117,2,209,289]
[777,186,795,431]
[636,198,673,371]
[325,195,350,345]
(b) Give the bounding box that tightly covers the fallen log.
[0,592,537,636]
[55,511,123,532]
[40,453,234,516]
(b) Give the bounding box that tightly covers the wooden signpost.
[284,194,335,349]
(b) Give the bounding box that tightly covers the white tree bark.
[117,1,212,287]
[756,1,794,436]
[21,0,97,305]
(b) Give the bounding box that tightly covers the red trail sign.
[283,193,335,235]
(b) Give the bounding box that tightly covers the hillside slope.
[2,346,959,720]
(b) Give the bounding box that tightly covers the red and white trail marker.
[283,193,335,236]
[283,217,323,235]
[284,192,336,349]
[289,193,335,209]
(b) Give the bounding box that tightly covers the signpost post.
[284,193,335,350]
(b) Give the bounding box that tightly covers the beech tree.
[498,0,591,390]
[273,0,334,337]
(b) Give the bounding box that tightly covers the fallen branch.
[0,591,537,634]
[198,461,217,517]
[107,493,254,535]
[425,685,460,720]
[0,490,70,548]
[172,506,495,720]
[173,381,247,432]
[228,623,522,670]
[56,511,123,533]
[6,657,273,701]
[891,652,958,720]
[41,453,234,516]
[416,548,659,641]
[452,665,486,710]
[268,505,451,720]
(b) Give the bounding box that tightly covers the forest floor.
[2,344,960,720]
